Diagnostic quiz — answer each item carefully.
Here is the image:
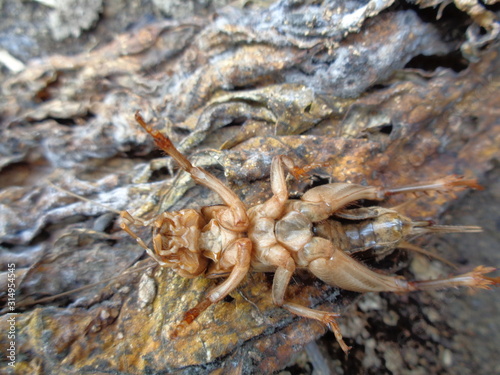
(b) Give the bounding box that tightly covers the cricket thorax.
[275,210,313,253]
[199,218,243,263]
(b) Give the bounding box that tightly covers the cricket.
[109,111,498,352]
[23,111,499,354]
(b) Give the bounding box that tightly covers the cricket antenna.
[47,180,122,215]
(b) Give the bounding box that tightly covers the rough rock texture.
[0,1,499,374]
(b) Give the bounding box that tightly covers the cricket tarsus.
[385,175,483,195]
[170,299,213,339]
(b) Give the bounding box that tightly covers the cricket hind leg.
[303,238,498,349]
[297,175,483,223]
[305,237,499,294]
[384,175,483,196]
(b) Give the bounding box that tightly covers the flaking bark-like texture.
[0,1,499,374]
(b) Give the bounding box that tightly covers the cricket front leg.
[135,111,248,232]
[170,238,252,338]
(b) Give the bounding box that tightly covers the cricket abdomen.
[314,211,412,255]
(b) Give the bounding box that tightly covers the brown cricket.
[114,111,499,352]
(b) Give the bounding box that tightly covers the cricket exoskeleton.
[122,112,499,352]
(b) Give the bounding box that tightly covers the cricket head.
[151,209,208,277]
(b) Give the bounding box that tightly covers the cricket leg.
[170,238,252,338]
[259,243,350,353]
[384,175,483,196]
[135,111,248,232]
[250,155,292,219]
[295,176,483,222]
[304,237,498,293]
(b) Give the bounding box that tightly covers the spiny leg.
[305,237,499,293]
[297,184,389,222]
[384,175,483,196]
[297,175,483,223]
[283,303,348,353]
[302,238,498,350]
[408,266,499,290]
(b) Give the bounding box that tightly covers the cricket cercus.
[117,112,499,352]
